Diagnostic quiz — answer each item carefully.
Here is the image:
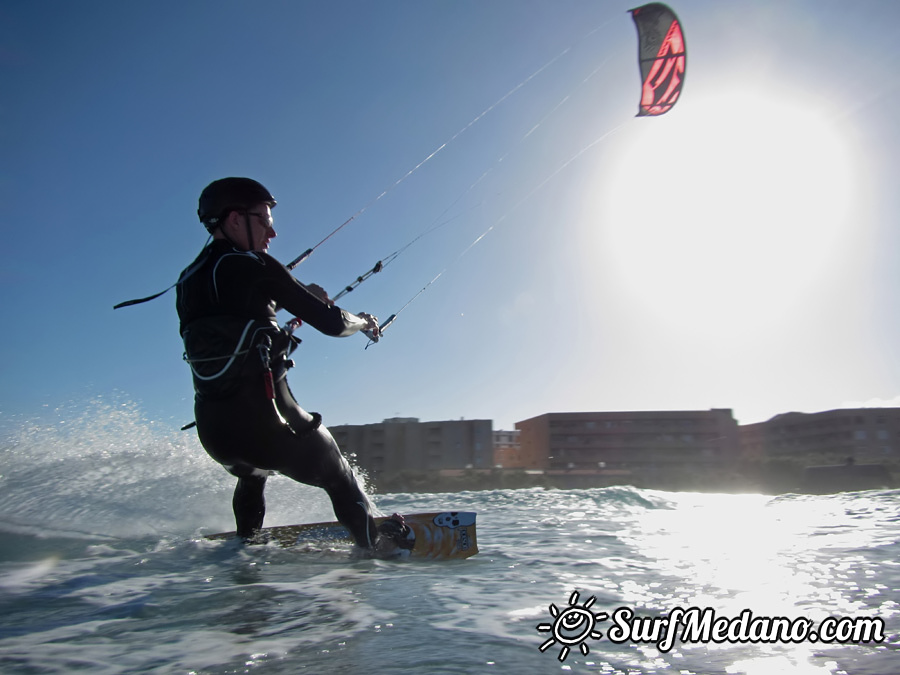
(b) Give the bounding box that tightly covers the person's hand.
[357,312,380,338]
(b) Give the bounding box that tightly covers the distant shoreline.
[370,461,898,496]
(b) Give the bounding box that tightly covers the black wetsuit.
[176,239,377,546]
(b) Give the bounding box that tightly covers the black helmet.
[198,177,276,228]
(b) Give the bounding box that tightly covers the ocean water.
[1,401,898,674]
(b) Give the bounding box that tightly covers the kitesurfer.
[177,177,407,557]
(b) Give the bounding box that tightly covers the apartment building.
[330,417,493,480]
[493,429,522,468]
[515,409,740,471]
[738,408,900,463]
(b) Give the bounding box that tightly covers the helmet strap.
[242,212,254,252]
[211,211,253,251]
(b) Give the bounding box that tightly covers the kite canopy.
[630,3,686,116]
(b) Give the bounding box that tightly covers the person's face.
[226,203,276,252]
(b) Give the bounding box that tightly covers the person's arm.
[264,256,378,337]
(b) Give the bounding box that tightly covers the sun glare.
[597,88,857,338]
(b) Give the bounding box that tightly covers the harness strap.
[113,236,212,309]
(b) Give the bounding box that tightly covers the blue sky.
[2,0,900,433]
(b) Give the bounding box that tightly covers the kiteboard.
[205,511,478,561]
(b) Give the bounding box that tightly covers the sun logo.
[536,591,607,662]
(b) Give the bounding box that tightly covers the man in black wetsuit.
[177,177,406,556]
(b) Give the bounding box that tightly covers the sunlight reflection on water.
[478,487,898,674]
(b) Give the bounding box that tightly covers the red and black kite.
[630,3,686,116]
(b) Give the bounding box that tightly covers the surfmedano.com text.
[607,606,886,653]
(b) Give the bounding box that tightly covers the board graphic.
[206,511,478,561]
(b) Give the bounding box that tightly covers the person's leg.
[232,471,267,539]
[195,398,272,539]
[268,379,380,549]
[321,463,379,549]
[274,423,379,549]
